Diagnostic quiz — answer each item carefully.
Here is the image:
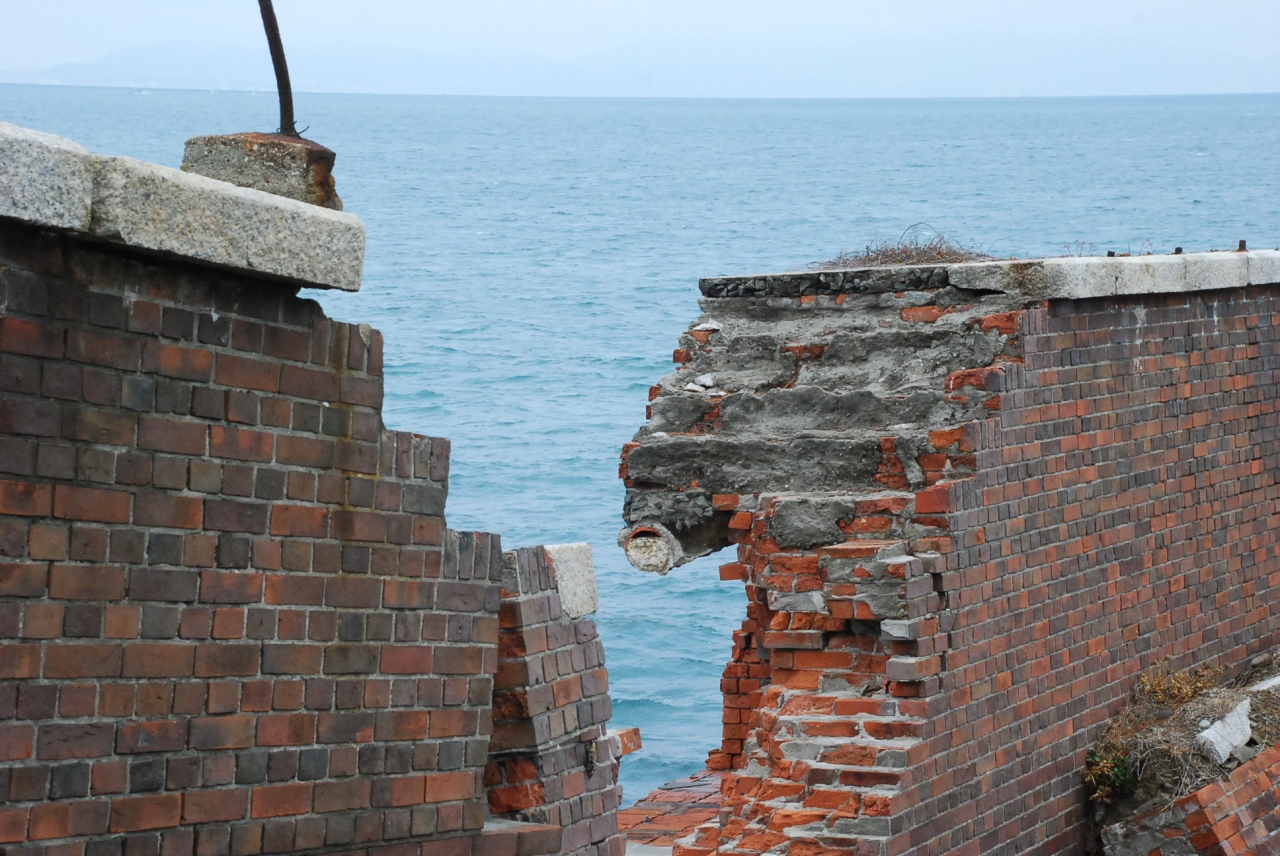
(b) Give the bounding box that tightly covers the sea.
[2,84,1278,804]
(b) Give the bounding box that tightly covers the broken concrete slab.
[0,121,92,230]
[1196,698,1251,765]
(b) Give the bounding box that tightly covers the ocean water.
[2,84,1279,804]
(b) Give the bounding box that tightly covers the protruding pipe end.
[618,523,686,574]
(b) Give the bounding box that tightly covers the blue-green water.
[2,85,1278,804]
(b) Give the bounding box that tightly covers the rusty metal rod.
[258,0,298,137]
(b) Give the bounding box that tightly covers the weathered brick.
[109,793,182,832]
[52,485,130,523]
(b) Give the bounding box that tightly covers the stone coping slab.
[701,250,1280,301]
[0,121,363,291]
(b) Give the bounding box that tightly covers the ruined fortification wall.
[907,288,1280,855]
[0,122,626,856]
[619,255,1280,855]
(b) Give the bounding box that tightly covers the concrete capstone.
[0,121,363,291]
[0,120,92,230]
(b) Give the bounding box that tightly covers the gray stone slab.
[89,154,364,291]
[0,121,364,291]
[544,543,599,618]
[0,121,92,230]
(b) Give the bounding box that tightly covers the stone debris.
[1196,698,1252,764]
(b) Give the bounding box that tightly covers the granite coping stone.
[0,120,364,291]
[701,250,1280,301]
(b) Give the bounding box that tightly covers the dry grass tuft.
[1087,660,1280,819]
[810,224,998,270]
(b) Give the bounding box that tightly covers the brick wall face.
[634,284,1280,856]
[902,290,1280,855]
[0,222,505,856]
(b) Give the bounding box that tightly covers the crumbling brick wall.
[0,214,625,856]
[484,547,624,856]
[619,262,1280,856]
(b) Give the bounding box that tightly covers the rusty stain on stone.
[181,132,343,210]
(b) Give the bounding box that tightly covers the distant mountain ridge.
[2,38,1278,98]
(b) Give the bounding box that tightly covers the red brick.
[381,646,433,675]
[914,484,951,515]
[203,499,269,534]
[210,425,275,462]
[0,723,34,760]
[199,570,263,603]
[49,565,126,600]
[142,341,214,381]
[0,563,48,596]
[138,416,206,455]
[116,719,187,753]
[325,576,381,608]
[188,714,256,749]
[109,793,182,831]
[424,771,476,803]
[256,713,316,746]
[0,807,27,843]
[270,504,328,538]
[384,579,433,609]
[0,479,52,516]
[331,509,388,542]
[372,775,427,807]
[183,787,249,823]
[217,354,281,392]
[279,364,340,401]
[121,643,194,677]
[67,328,140,370]
[29,800,110,839]
[375,710,429,741]
[37,722,114,759]
[52,485,130,523]
[276,435,335,468]
[44,643,122,678]
[261,644,322,674]
[251,782,312,818]
[195,643,260,677]
[264,574,325,606]
[0,317,64,358]
[61,406,136,445]
[313,779,372,813]
[133,492,204,529]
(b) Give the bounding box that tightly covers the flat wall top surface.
[701,250,1280,300]
[0,121,364,291]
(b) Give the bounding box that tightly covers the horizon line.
[3,81,1279,102]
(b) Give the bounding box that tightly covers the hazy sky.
[2,0,1278,97]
